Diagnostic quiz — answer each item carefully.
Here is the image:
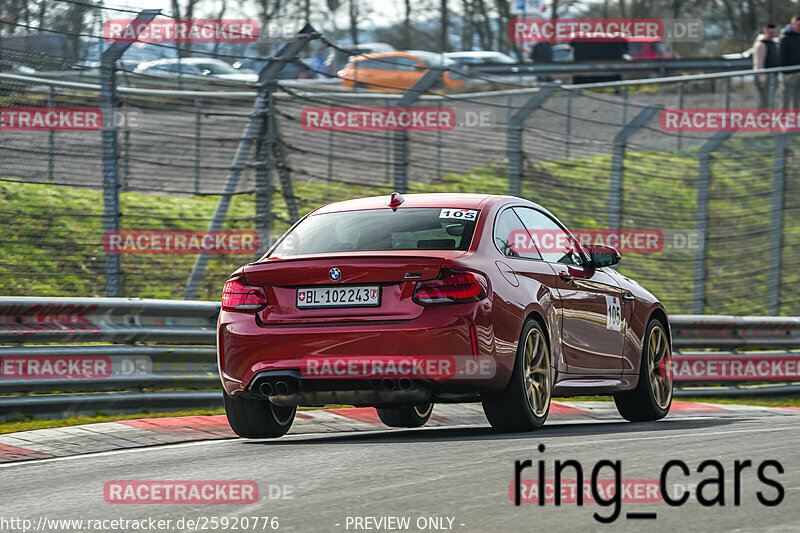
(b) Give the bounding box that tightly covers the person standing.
[754,24,778,108]
[779,17,800,109]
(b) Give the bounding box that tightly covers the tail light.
[222,277,267,312]
[337,68,352,79]
[413,270,487,305]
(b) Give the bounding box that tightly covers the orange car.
[338,51,464,92]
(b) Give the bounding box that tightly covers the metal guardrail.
[470,57,752,78]
[0,297,798,420]
[0,297,218,343]
[5,56,761,96]
[671,316,800,350]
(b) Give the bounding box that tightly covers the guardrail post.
[506,84,557,197]
[768,133,798,315]
[392,68,445,194]
[693,131,732,314]
[608,105,659,230]
[100,9,160,297]
[184,25,319,299]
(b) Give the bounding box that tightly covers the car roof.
[350,51,421,63]
[312,193,533,214]
[137,57,226,68]
[446,51,505,57]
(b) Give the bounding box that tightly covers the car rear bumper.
[217,303,505,399]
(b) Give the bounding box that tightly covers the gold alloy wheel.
[647,325,673,409]
[523,328,551,418]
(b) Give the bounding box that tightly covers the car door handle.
[558,273,574,283]
[623,291,635,301]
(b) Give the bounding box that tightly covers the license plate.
[296,286,381,308]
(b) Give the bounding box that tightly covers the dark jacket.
[531,42,553,63]
[757,37,779,68]
[779,25,800,67]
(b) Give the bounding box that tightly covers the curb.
[0,401,797,463]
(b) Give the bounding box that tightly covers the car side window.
[493,208,541,260]
[385,56,422,71]
[513,207,583,266]
[358,57,419,71]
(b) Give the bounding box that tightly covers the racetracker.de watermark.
[661,109,800,132]
[1,108,100,131]
[509,18,703,42]
[665,355,800,380]
[510,479,661,504]
[103,19,259,43]
[104,231,258,255]
[104,481,259,504]
[0,355,152,380]
[510,18,663,42]
[509,229,663,254]
[0,108,142,132]
[301,355,496,380]
[301,107,456,132]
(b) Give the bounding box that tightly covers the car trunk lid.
[243,253,450,324]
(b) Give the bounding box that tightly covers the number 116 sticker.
[440,209,478,221]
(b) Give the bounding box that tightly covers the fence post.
[271,116,300,223]
[184,24,319,299]
[565,89,572,159]
[254,91,276,258]
[436,99,443,178]
[693,131,732,314]
[47,86,55,182]
[608,105,659,230]
[327,130,334,181]
[391,68,445,194]
[768,73,776,108]
[506,84,557,197]
[768,133,798,315]
[194,97,202,195]
[724,77,731,110]
[100,9,159,297]
[677,80,684,151]
[121,97,130,191]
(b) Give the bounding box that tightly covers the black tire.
[223,391,296,438]
[376,403,433,428]
[482,318,552,432]
[614,318,673,422]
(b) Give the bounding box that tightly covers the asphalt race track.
[1,403,799,533]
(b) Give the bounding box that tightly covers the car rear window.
[269,208,479,257]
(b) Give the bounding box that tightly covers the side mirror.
[588,243,621,268]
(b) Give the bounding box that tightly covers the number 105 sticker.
[440,209,478,220]
[605,295,622,331]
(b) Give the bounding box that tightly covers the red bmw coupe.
[217,193,673,438]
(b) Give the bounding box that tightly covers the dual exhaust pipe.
[379,378,415,392]
[259,379,296,397]
[259,377,417,397]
